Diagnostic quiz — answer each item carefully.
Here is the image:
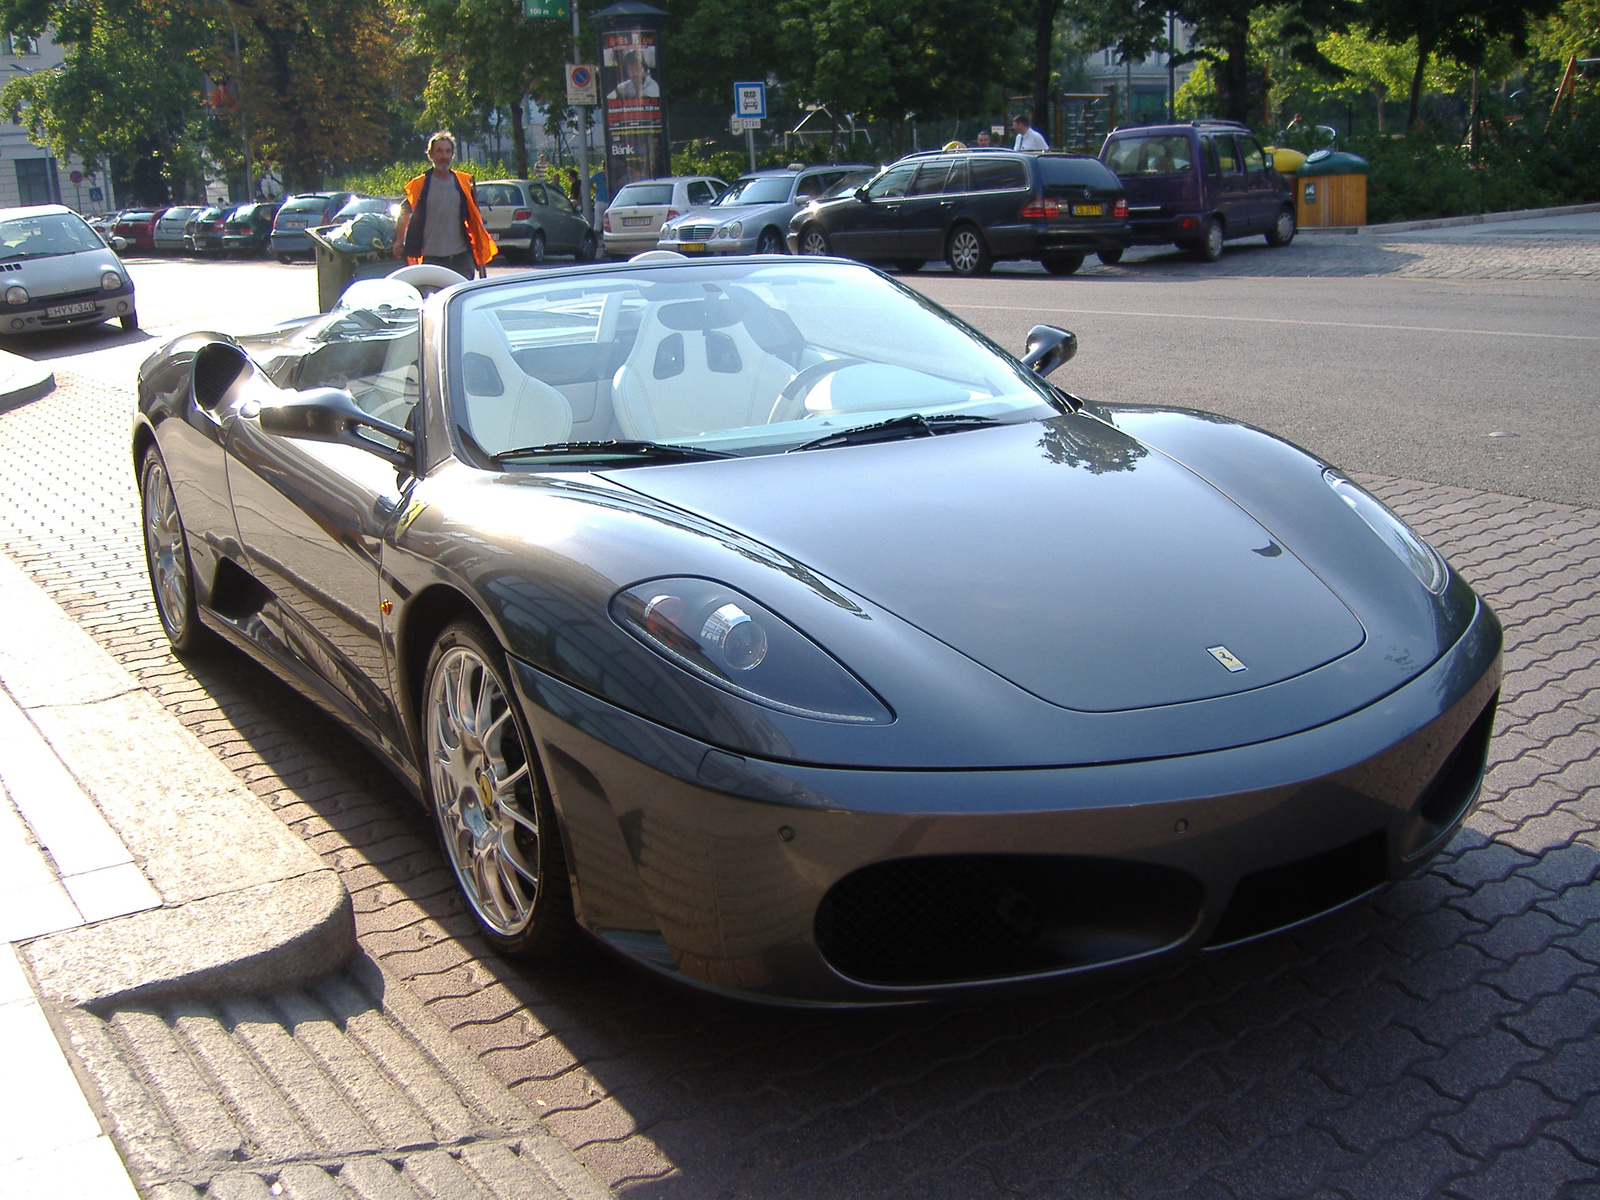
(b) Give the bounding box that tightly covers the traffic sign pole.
[572,3,591,226]
[734,82,766,172]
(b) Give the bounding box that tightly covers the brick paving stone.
[1444,1136,1597,1200]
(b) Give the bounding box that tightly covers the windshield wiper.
[491,440,733,464]
[790,413,1001,453]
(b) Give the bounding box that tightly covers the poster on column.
[600,27,666,190]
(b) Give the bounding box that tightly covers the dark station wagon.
[1100,120,1297,261]
[789,148,1131,276]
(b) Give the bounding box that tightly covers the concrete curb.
[1300,201,1600,236]
[0,348,54,410]
[0,550,354,1009]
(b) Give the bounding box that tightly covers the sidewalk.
[0,365,611,1197]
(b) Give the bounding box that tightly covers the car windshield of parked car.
[713,176,793,206]
[0,212,107,260]
[1104,135,1193,175]
[612,183,674,207]
[448,260,1064,463]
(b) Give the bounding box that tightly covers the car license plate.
[1072,203,1104,217]
[679,242,707,252]
[46,301,96,318]
[622,216,651,227]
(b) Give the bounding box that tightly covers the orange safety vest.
[402,169,498,267]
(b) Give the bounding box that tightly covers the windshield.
[0,213,108,259]
[713,176,793,206]
[447,260,1062,463]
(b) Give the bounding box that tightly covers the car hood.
[11,249,127,299]
[678,200,788,225]
[604,414,1366,713]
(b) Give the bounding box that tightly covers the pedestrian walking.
[392,131,497,279]
[1012,114,1048,151]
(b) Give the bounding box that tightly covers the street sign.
[522,0,567,18]
[567,63,598,106]
[88,187,103,202]
[731,116,762,133]
[734,81,766,120]
[69,170,83,184]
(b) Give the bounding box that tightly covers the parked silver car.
[474,178,596,263]
[0,204,136,334]
[152,205,203,253]
[601,175,725,257]
[656,164,871,255]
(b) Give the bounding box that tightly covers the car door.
[1238,136,1278,233]
[897,159,959,260]
[1202,134,1250,236]
[541,184,592,250]
[224,304,420,754]
[827,161,916,259]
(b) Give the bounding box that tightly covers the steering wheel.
[767,357,867,424]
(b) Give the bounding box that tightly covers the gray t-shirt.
[420,175,469,257]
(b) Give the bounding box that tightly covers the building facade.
[1086,23,1199,127]
[1,32,102,213]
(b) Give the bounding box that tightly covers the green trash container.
[308,217,398,312]
[1295,150,1368,228]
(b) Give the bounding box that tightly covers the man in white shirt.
[1013,114,1049,152]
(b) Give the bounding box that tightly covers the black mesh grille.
[815,854,1202,987]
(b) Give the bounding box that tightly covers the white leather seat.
[612,300,796,441]
[457,305,573,453]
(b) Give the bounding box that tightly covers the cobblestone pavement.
[2,235,1598,1198]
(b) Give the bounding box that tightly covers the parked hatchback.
[474,178,596,263]
[152,205,202,253]
[112,208,167,252]
[601,175,725,257]
[790,149,1130,275]
[222,202,279,256]
[269,192,356,260]
[659,165,870,256]
[185,205,234,254]
[1099,120,1296,261]
[0,204,137,335]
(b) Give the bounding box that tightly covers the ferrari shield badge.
[1207,645,1247,673]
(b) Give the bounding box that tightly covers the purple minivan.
[1099,120,1296,263]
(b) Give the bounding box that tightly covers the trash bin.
[1266,146,1307,175]
[1295,150,1368,228]
[308,214,398,312]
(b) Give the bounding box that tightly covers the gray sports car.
[134,256,1501,1005]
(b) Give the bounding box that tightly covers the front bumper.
[0,284,135,334]
[511,599,1501,1005]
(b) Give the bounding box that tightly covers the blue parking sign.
[734,82,766,120]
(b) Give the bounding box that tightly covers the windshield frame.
[440,259,1066,472]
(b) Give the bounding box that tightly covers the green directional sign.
[523,0,568,18]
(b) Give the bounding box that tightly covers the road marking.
[938,303,1600,342]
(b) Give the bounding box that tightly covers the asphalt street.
[1,218,1598,1199]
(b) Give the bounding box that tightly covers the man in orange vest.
[392,131,497,278]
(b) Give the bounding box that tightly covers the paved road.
[2,227,1599,1198]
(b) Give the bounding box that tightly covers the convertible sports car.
[134,256,1501,1005]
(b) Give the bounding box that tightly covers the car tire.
[894,259,924,273]
[1097,247,1124,265]
[799,226,831,256]
[576,232,597,261]
[946,225,992,276]
[1266,206,1297,247]
[1196,217,1225,262]
[139,449,206,652]
[529,232,546,264]
[1041,252,1085,275]
[756,227,785,254]
[276,253,293,264]
[423,618,577,959]
[120,311,139,331]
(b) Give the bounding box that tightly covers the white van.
[0,204,137,336]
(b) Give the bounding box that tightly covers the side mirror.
[854,187,871,203]
[258,387,415,471]
[1021,325,1077,378]
[110,235,129,251]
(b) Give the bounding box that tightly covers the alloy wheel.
[800,228,830,256]
[142,455,190,639]
[427,643,541,936]
[757,228,783,254]
[948,227,989,275]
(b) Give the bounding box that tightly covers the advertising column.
[593,0,668,192]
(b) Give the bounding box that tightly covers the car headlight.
[1324,469,1448,594]
[4,285,27,306]
[719,221,743,240]
[100,270,123,291]
[611,578,891,723]
[660,225,675,239]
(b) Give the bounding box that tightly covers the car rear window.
[281,196,330,214]
[969,157,1028,192]
[613,184,674,207]
[1039,157,1118,188]
[1103,135,1194,175]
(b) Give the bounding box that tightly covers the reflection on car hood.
[673,201,788,225]
[606,414,1366,713]
[10,252,126,298]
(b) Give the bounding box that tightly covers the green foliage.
[669,138,857,183]
[328,159,521,196]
